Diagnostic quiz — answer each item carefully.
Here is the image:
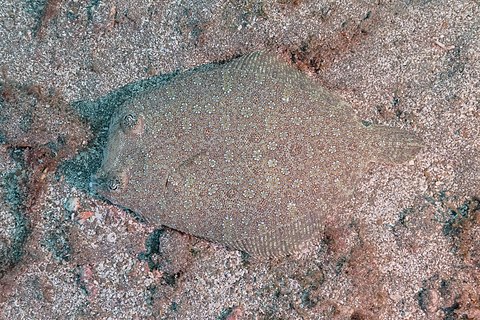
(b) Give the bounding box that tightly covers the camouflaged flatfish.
[93,51,423,257]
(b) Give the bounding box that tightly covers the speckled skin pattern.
[94,52,423,257]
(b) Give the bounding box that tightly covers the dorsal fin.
[223,51,304,82]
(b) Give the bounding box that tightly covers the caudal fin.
[368,125,423,164]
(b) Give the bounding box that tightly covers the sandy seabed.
[1,1,479,319]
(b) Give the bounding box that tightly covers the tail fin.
[368,125,423,164]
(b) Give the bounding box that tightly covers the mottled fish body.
[94,52,422,256]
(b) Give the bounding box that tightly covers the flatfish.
[93,51,422,257]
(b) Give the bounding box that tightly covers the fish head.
[91,103,147,206]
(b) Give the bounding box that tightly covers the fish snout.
[89,173,106,195]
[90,170,128,195]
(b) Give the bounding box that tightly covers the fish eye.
[107,176,121,191]
[121,113,138,131]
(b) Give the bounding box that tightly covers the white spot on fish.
[267,159,278,168]
[253,150,262,161]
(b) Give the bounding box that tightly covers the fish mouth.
[89,169,129,195]
[89,172,148,223]
[89,173,106,195]
[89,171,113,194]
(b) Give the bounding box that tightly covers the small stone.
[106,232,117,243]
[64,197,80,212]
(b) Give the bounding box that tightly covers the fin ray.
[369,125,423,163]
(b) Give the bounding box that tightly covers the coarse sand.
[0,1,479,319]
